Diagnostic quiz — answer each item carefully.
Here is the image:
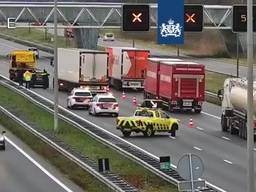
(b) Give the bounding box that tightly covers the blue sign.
[158,0,184,44]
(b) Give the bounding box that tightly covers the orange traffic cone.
[132,96,137,106]
[188,118,194,128]
[121,91,126,99]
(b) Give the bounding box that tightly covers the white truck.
[106,47,150,90]
[218,78,256,139]
[58,48,109,94]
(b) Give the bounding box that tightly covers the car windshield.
[75,92,91,97]
[98,98,116,102]
[106,34,113,37]
[134,110,154,117]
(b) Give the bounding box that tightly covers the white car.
[28,47,39,59]
[88,93,119,117]
[0,131,6,151]
[103,33,115,41]
[67,88,92,109]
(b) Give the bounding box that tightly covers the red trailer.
[144,58,205,113]
[107,47,150,90]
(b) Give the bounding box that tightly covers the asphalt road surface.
[1,37,256,192]
[0,126,83,192]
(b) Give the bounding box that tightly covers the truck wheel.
[143,126,154,137]
[230,127,237,135]
[122,131,131,137]
[221,115,228,132]
[168,104,174,112]
[194,109,201,113]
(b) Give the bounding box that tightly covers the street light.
[246,0,254,192]
[54,0,59,132]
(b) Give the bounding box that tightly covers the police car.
[88,93,119,117]
[116,108,178,137]
[0,131,6,150]
[67,87,93,109]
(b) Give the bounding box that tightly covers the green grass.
[0,28,75,48]
[0,112,112,192]
[0,85,177,192]
[206,71,232,93]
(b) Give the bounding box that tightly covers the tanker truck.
[218,78,256,139]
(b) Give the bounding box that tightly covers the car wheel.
[88,107,92,115]
[122,131,131,137]
[170,130,176,137]
[112,113,118,117]
[143,126,154,137]
[170,124,178,137]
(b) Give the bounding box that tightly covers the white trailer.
[58,48,109,94]
[218,78,256,139]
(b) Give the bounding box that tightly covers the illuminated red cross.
[132,13,142,22]
[186,13,196,23]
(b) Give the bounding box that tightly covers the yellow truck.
[116,108,179,137]
[9,50,49,89]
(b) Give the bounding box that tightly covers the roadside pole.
[54,0,59,132]
[236,33,239,77]
[246,0,254,192]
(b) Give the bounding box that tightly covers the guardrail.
[0,74,223,192]
[0,104,138,192]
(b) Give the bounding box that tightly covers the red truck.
[144,58,205,113]
[106,47,150,90]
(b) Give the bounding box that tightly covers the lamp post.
[246,0,254,191]
[53,0,58,132]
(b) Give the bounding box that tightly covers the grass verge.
[0,111,112,192]
[0,28,75,48]
[0,85,177,192]
[206,71,232,93]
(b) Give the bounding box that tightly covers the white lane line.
[254,148,256,152]
[5,137,73,192]
[193,146,203,151]
[221,136,231,141]
[1,75,226,192]
[224,159,233,165]
[196,126,204,131]
[169,136,176,140]
[202,111,221,120]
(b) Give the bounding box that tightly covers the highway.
[0,37,256,192]
[0,125,83,192]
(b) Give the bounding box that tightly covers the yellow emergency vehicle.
[9,50,49,89]
[116,108,179,137]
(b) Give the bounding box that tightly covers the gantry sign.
[0,2,234,30]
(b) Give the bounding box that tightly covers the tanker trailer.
[218,78,256,139]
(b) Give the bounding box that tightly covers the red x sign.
[186,13,196,23]
[132,13,142,23]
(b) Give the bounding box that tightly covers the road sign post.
[246,1,254,192]
[177,154,205,192]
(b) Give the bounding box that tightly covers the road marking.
[224,159,233,165]
[221,136,231,141]
[5,137,73,192]
[2,75,226,192]
[254,148,256,152]
[169,136,176,140]
[202,111,221,120]
[193,146,203,151]
[196,126,204,131]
